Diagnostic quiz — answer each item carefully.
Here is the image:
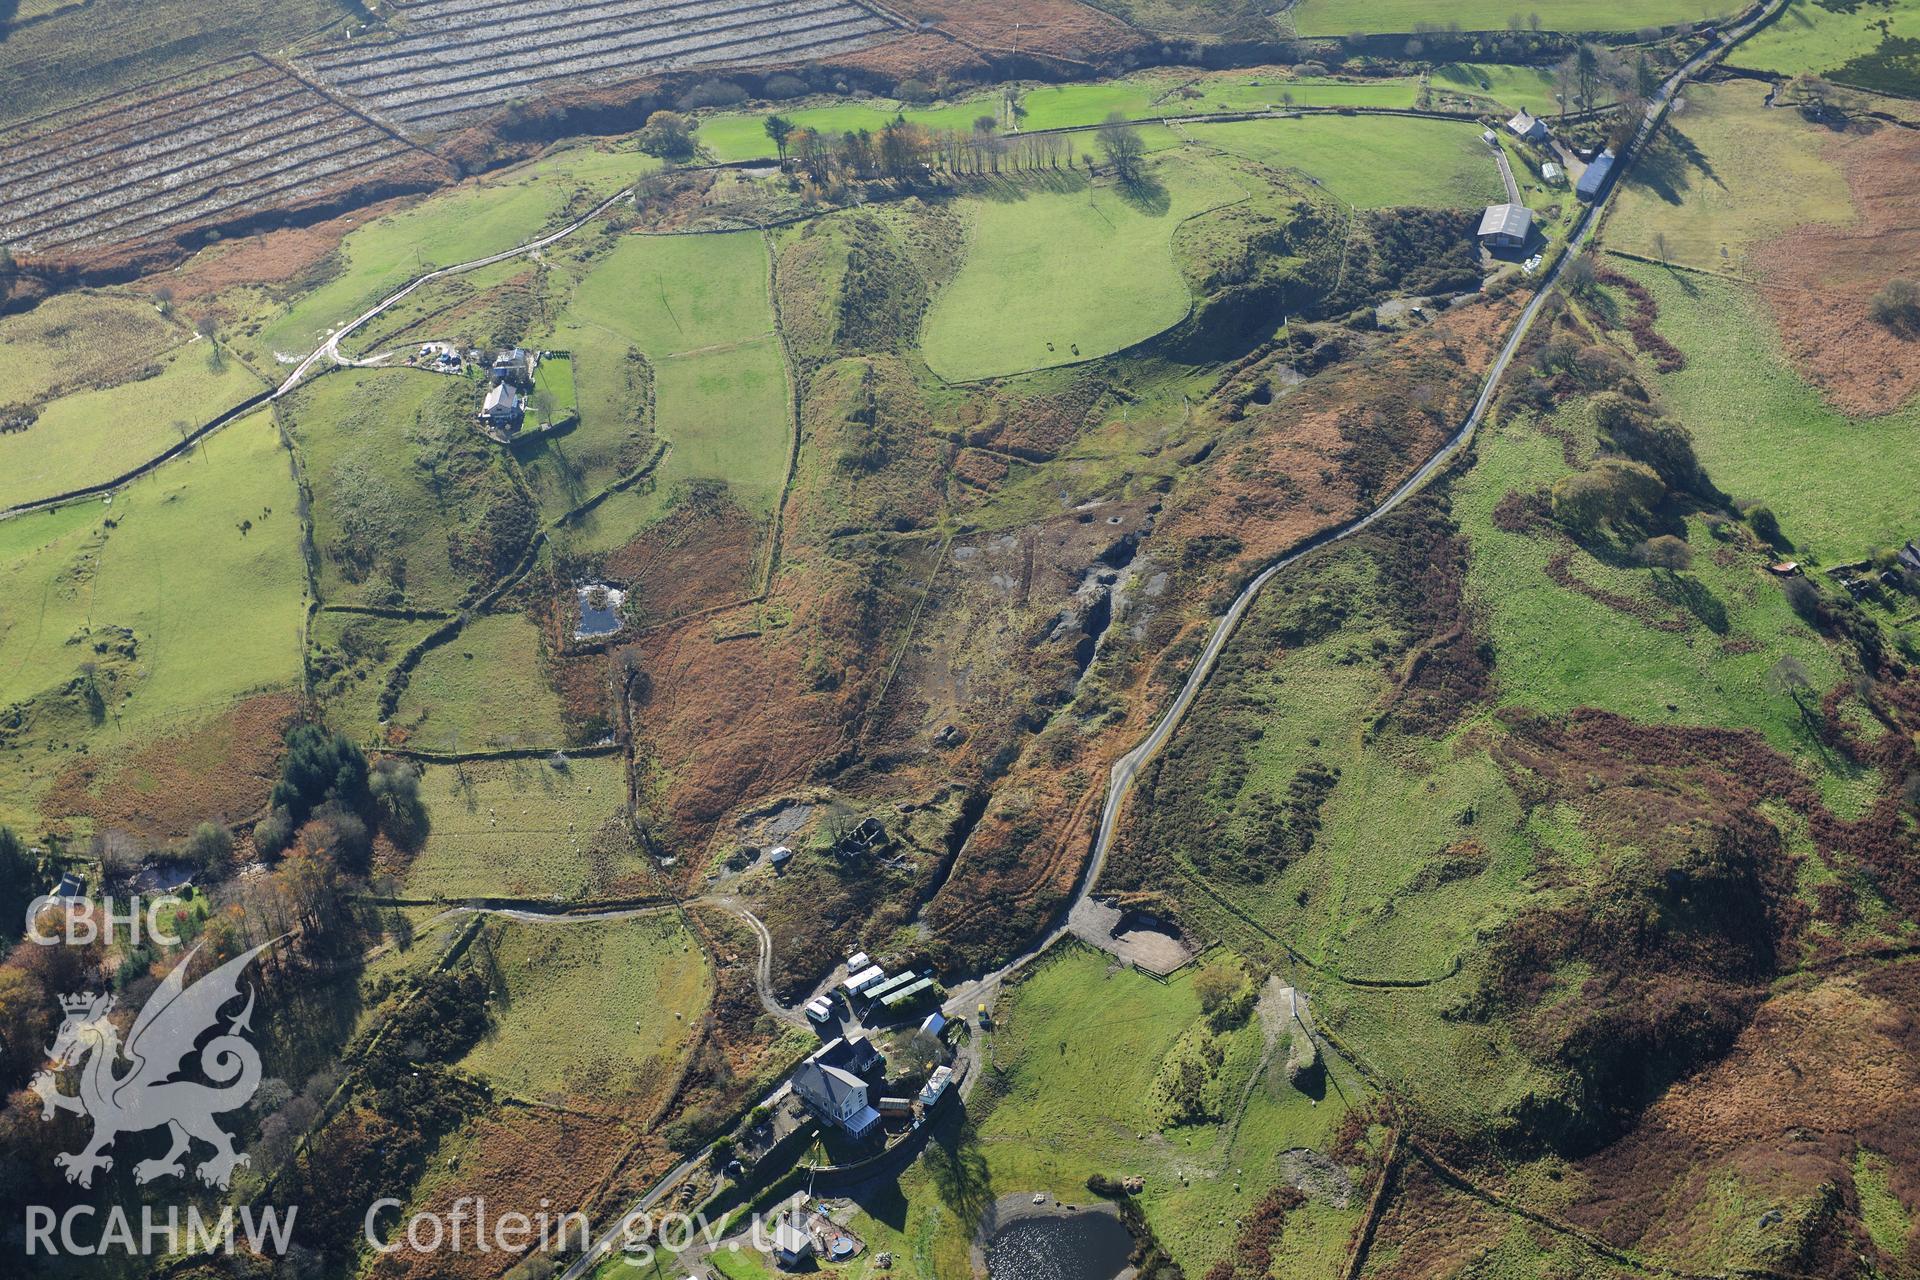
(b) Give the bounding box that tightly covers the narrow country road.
[1492,142,1521,204]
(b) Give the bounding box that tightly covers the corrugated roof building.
[1577,149,1617,200]
[1477,202,1534,248]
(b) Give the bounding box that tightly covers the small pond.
[575,583,626,639]
[985,1209,1133,1280]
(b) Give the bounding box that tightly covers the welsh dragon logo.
[30,940,274,1190]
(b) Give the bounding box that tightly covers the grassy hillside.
[0,412,305,827]
[388,611,568,753]
[0,339,266,511]
[458,914,710,1103]
[401,754,645,900]
[1604,80,1853,270]
[547,230,790,548]
[1618,260,1920,559]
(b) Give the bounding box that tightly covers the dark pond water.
[575,584,624,638]
[985,1210,1133,1280]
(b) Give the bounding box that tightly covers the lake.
[985,1209,1134,1280]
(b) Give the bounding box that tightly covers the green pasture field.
[0,339,267,511]
[1017,72,1424,132]
[402,754,645,900]
[1184,113,1504,208]
[0,291,182,405]
[1736,0,1920,90]
[388,611,567,752]
[850,944,1365,1278]
[918,152,1244,382]
[1014,77,1179,130]
[544,231,789,549]
[1131,542,1543,984]
[1180,72,1424,111]
[1616,260,1920,559]
[457,914,710,1103]
[1431,61,1572,114]
[1604,80,1852,270]
[0,412,304,827]
[0,0,354,126]
[532,353,577,424]
[278,368,471,611]
[331,257,532,361]
[1289,0,1733,35]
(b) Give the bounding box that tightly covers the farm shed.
[861,970,920,1003]
[881,976,936,1009]
[1477,202,1534,249]
[1577,149,1617,200]
[1898,540,1920,572]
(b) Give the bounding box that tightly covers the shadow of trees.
[1627,126,1722,206]
[1115,170,1171,217]
[923,1116,994,1228]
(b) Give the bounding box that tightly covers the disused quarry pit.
[883,496,1160,761]
[1046,511,1149,680]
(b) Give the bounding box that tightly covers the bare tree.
[1096,113,1146,186]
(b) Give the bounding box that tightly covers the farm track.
[302,0,900,130]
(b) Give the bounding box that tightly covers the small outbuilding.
[918,1065,954,1107]
[1541,161,1563,184]
[1897,540,1920,573]
[1477,202,1534,249]
[768,845,793,869]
